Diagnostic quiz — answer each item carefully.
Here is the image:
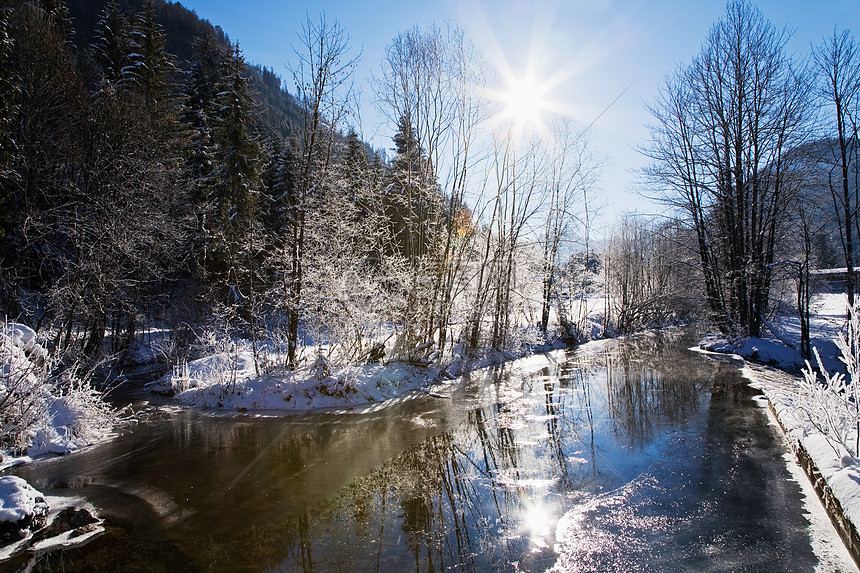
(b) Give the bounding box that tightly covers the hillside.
[64,0,303,138]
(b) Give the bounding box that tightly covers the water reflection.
[2,330,821,572]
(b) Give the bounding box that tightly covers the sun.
[499,72,553,135]
[522,502,552,538]
[482,60,567,143]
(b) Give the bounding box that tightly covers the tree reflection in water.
[259,330,715,572]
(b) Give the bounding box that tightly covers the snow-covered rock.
[0,476,49,542]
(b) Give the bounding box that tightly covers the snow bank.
[744,362,860,565]
[692,294,860,564]
[0,476,47,526]
[699,293,849,374]
[0,476,49,545]
[699,334,802,366]
[0,482,103,561]
[148,338,571,412]
[148,350,431,410]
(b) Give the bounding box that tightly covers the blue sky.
[177,0,860,226]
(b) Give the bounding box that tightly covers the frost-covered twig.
[799,300,860,458]
[1,322,116,456]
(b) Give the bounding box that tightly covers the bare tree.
[280,15,358,367]
[606,215,698,333]
[643,0,812,337]
[538,119,599,335]
[484,132,546,350]
[813,29,860,308]
[375,25,483,357]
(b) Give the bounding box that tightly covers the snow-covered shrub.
[150,326,195,370]
[254,327,293,374]
[800,301,860,457]
[157,330,257,400]
[0,323,116,456]
[508,325,548,355]
[33,372,116,455]
[300,262,394,366]
[0,324,52,453]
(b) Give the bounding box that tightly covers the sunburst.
[473,20,569,141]
[492,70,555,139]
[462,0,615,144]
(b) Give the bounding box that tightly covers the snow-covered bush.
[46,373,116,452]
[157,330,258,400]
[0,323,116,456]
[800,301,860,457]
[0,324,53,453]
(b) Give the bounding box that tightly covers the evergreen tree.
[184,27,229,203]
[91,1,130,86]
[206,43,266,301]
[386,112,441,265]
[125,1,180,126]
[342,128,369,203]
[262,136,295,236]
[37,0,74,44]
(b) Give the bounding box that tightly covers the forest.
[0,0,858,450]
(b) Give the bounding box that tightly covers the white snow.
[0,476,46,524]
[1,323,117,468]
[148,337,570,413]
[699,292,848,374]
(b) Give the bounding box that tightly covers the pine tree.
[213,44,264,237]
[262,136,295,236]
[92,1,130,86]
[125,1,180,126]
[386,112,441,264]
[206,43,266,300]
[184,28,229,203]
[37,0,74,44]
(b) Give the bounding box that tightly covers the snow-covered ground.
[145,337,570,412]
[0,323,117,468]
[700,292,847,374]
[0,323,116,554]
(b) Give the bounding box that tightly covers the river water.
[1,330,853,571]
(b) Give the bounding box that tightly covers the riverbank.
[744,361,860,569]
[698,292,860,568]
[144,335,574,412]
